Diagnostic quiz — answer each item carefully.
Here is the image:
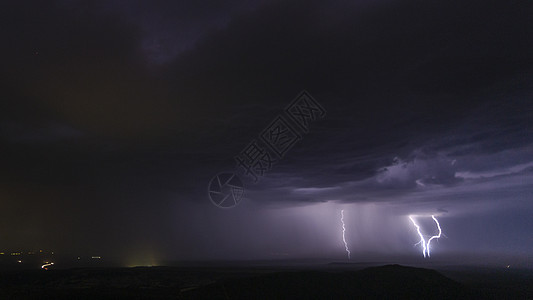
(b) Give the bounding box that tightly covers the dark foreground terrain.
[0,264,532,299]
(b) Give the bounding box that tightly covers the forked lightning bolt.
[426,215,441,257]
[341,210,351,260]
[409,215,442,258]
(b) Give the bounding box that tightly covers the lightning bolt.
[426,215,442,257]
[409,215,427,258]
[341,209,351,260]
[409,215,442,258]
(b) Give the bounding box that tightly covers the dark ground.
[0,264,532,299]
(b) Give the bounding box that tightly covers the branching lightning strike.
[409,215,442,258]
[426,215,442,257]
[341,209,351,260]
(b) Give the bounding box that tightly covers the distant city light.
[41,262,54,270]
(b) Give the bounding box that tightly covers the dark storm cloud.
[1,0,532,262]
[101,0,269,63]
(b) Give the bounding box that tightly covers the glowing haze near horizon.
[1,0,532,268]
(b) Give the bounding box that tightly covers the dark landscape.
[1,264,532,299]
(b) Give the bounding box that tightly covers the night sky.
[1,0,532,267]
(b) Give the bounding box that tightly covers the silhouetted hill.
[2,264,531,299]
[181,264,463,299]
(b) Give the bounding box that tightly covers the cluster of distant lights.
[0,250,104,270]
[0,249,51,256]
